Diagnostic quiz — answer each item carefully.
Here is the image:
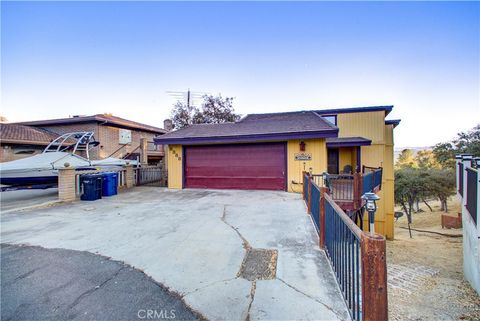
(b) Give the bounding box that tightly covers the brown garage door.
[184,143,286,190]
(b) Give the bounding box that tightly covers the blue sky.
[2,1,479,147]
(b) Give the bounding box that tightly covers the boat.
[0,132,137,187]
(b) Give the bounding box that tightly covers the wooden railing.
[311,168,383,212]
[304,172,388,321]
[136,165,167,186]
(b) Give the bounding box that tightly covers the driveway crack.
[277,277,348,321]
[67,265,126,312]
[245,281,256,321]
[181,277,238,298]
[221,205,251,250]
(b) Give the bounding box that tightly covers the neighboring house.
[14,114,170,164]
[154,105,400,239]
[456,155,480,295]
[0,124,61,162]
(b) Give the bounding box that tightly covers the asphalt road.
[1,244,201,321]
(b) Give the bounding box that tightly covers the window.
[322,115,337,126]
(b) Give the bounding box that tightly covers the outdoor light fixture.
[361,192,380,234]
[299,141,306,151]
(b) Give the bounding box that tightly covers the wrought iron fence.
[303,172,388,321]
[466,167,478,225]
[324,193,363,321]
[310,183,321,232]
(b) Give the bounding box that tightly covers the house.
[456,154,480,295]
[0,124,63,162]
[154,105,400,239]
[9,114,171,164]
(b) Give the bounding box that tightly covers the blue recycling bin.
[80,174,103,201]
[101,172,118,196]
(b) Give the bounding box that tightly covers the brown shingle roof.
[0,124,60,145]
[154,111,338,145]
[16,114,166,134]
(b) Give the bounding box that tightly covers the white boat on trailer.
[0,131,137,187]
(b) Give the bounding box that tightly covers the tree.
[433,124,480,168]
[427,168,456,212]
[396,149,417,169]
[394,168,424,237]
[170,94,240,129]
[415,150,440,170]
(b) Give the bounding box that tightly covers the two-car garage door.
[184,143,286,191]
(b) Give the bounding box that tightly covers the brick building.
[0,123,61,162]
[1,114,170,164]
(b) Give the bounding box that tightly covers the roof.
[16,114,166,134]
[315,105,393,116]
[154,111,338,145]
[0,123,60,145]
[326,137,372,148]
[385,119,401,128]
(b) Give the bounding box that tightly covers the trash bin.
[101,172,118,197]
[80,174,102,201]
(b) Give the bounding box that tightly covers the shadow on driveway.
[1,244,202,321]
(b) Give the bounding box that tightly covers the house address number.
[295,153,312,161]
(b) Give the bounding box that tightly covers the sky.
[1,1,479,147]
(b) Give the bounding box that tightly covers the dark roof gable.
[154,111,338,145]
[16,114,166,134]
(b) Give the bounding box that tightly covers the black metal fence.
[325,194,363,321]
[466,167,478,225]
[310,183,321,232]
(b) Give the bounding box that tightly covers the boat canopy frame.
[43,132,99,160]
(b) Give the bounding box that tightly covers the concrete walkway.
[1,187,350,321]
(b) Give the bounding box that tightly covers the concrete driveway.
[1,187,350,321]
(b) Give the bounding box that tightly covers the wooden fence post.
[319,187,328,249]
[58,167,76,202]
[353,172,363,210]
[361,233,388,321]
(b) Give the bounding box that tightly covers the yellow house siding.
[336,110,395,239]
[287,139,327,193]
[337,111,385,143]
[167,145,183,189]
[384,124,395,239]
[338,148,354,173]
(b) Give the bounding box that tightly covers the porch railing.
[304,172,388,321]
[312,167,382,212]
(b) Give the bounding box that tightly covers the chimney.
[164,119,173,131]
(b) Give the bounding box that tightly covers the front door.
[327,149,339,174]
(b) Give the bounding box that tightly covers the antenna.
[166,89,208,108]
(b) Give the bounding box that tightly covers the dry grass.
[387,198,480,321]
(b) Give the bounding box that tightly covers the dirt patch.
[238,248,278,281]
[388,199,480,321]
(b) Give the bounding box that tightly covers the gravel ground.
[387,199,480,321]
